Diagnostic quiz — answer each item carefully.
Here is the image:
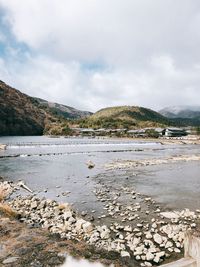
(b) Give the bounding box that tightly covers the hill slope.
[0,80,52,135]
[0,80,90,136]
[79,106,170,129]
[33,97,92,119]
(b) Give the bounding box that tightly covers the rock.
[81,211,87,217]
[134,245,144,256]
[165,241,173,249]
[146,252,154,261]
[88,215,95,222]
[121,251,130,258]
[30,260,43,267]
[152,223,157,229]
[89,231,100,244]
[136,255,141,260]
[63,211,73,220]
[75,219,86,231]
[3,257,19,264]
[68,216,76,224]
[86,161,95,169]
[145,232,152,239]
[31,201,38,209]
[153,233,163,244]
[154,251,165,263]
[82,222,94,233]
[144,261,152,267]
[160,211,180,219]
[98,225,110,239]
[124,225,132,232]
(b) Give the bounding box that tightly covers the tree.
[196,127,200,135]
[145,129,159,138]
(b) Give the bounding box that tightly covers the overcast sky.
[0,0,200,112]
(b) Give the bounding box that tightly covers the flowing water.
[0,136,200,212]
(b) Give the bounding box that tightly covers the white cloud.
[0,0,200,111]
[0,53,200,112]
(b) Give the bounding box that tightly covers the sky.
[0,0,200,112]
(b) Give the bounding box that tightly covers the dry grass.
[0,184,18,218]
[0,203,18,218]
[0,186,8,202]
[57,203,71,211]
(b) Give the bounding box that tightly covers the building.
[163,128,187,137]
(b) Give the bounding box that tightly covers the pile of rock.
[8,194,200,266]
[1,180,200,266]
[105,155,200,170]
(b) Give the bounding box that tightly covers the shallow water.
[0,136,200,213]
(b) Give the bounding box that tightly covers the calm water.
[0,136,200,212]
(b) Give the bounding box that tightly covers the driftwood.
[17,181,33,193]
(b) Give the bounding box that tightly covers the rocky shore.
[1,180,200,267]
[105,154,200,170]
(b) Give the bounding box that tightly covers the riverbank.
[1,179,200,267]
[0,181,122,267]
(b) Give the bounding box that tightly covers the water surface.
[0,136,200,212]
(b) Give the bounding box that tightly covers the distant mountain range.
[159,106,200,119]
[1,80,200,136]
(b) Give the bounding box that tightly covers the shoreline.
[1,178,200,267]
[105,154,200,170]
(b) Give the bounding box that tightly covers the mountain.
[79,106,170,129]
[33,97,92,119]
[159,106,200,119]
[0,80,91,136]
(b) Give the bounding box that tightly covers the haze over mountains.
[159,106,200,119]
[0,80,200,136]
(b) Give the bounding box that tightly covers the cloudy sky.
[0,0,200,112]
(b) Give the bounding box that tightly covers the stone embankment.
[1,181,200,267]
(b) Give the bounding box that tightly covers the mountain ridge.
[1,80,200,136]
[159,105,200,119]
[0,80,91,136]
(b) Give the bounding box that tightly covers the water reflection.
[60,255,114,267]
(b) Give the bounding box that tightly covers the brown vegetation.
[0,184,17,218]
[78,105,170,129]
